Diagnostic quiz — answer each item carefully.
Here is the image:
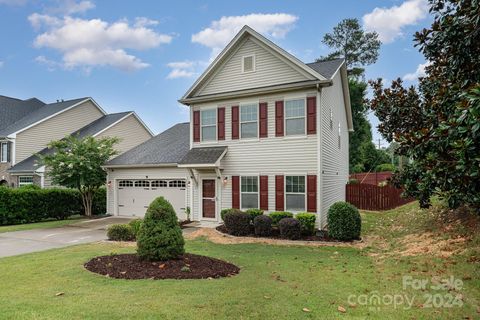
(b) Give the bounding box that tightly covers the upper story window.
[285,99,305,136]
[285,175,306,211]
[201,109,217,141]
[242,55,255,73]
[1,142,9,163]
[241,176,258,209]
[240,104,258,139]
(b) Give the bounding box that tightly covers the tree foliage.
[318,18,381,77]
[369,0,480,209]
[41,135,119,216]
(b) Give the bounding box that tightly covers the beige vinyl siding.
[191,89,318,219]
[320,71,349,227]
[95,114,152,154]
[196,37,313,97]
[106,167,190,215]
[15,101,103,163]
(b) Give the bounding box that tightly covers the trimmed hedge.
[327,201,361,241]
[278,218,301,240]
[224,211,251,236]
[220,208,243,221]
[296,212,316,235]
[269,211,293,225]
[107,224,135,241]
[253,215,272,237]
[128,219,143,238]
[246,208,263,222]
[0,186,107,226]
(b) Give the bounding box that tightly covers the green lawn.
[0,203,478,319]
[0,216,85,233]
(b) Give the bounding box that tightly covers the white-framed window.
[285,175,306,211]
[201,109,217,141]
[19,176,33,187]
[134,180,150,188]
[119,180,133,187]
[1,142,8,163]
[242,55,255,73]
[338,122,341,149]
[240,104,258,139]
[285,99,306,136]
[169,180,186,188]
[241,176,259,209]
[151,180,167,188]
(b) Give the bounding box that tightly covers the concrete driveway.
[0,217,133,258]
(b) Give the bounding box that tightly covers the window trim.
[239,102,259,139]
[284,97,307,137]
[0,142,8,163]
[284,175,307,212]
[200,108,217,142]
[241,54,256,73]
[18,175,34,187]
[240,175,259,210]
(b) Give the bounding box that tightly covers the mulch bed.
[84,253,240,280]
[216,225,346,242]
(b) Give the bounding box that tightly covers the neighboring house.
[0,95,153,188]
[104,26,352,228]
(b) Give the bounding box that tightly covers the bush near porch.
[0,186,106,225]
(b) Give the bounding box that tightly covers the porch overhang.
[177,146,227,169]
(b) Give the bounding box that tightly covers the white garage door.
[117,179,187,220]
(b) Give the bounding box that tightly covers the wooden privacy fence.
[346,183,414,211]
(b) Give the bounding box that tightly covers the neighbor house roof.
[0,95,46,130]
[178,146,228,167]
[0,97,106,138]
[8,112,133,173]
[306,58,345,79]
[104,122,190,167]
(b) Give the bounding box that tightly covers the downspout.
[316,84,323,229]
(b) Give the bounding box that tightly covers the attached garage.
[116,179,187,219]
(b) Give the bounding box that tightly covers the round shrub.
[278,218,301,240]
[269,211,293,225]
[107,224,135,241]
[220,208,243,221]
[296,212,317,236]
[253,215,273,237]
[246,208,264,222]
[327,201,361,241]
[137,197,185,261]
[128,219,143,238]
[224,211,251,236]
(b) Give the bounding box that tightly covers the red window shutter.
[259,102,268,138]
[307,96,316,134]
[218,107,225,140]
[232,176,240,209]
[275,175,284,211]
[275,101,284,137]
[193,110,200,142]
[231,106,239,140]
[260,175,268,210]
[307,175,317,212]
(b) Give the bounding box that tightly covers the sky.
[0,0,432,146]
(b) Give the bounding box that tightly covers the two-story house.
[0,95,153,188]
[104,26,352,228]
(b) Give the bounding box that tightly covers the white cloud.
[35,55,60,71]
[363,0,429,43]
[403,61,430,81]
[166,60,198,79]
[192,13,298,58]
[53,0,95,15]
[30,15,172,72]
[134,17,159,28]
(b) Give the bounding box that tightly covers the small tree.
[41,135,119,217]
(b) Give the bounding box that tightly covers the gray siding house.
[0,96,152,188]
[104,26,352,228]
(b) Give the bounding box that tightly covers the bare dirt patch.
[84,253,239,280]
[397,232,468,258]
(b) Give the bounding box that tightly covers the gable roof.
[181,25,331,102]
[306,58,345,79]
[8,112,132,173]
[0,97,106,138]
[104,122,190,167]
[178,146,227,167]
[0,96,46,130]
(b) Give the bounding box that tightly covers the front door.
[202,179,216,219]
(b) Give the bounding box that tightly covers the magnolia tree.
[41,135,119,217]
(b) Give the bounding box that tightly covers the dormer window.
[242,55,255,73]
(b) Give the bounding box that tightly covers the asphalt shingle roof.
[0,96,46,130]
[0,97,88,137]
[306,58,344,79]
[105,122,190,166]
[178,146,227,165]
[8,112,132,173]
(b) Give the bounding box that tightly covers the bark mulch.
[84,253,240,280]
